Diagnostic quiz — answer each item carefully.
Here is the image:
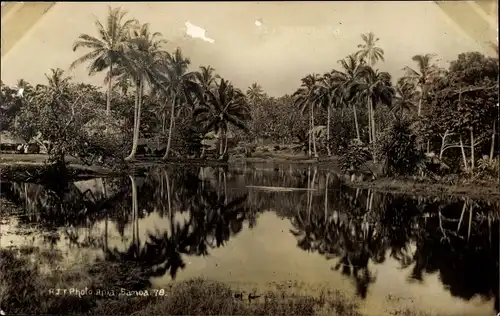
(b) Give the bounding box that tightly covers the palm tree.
[70,6,136,116]
[195,65,220,92]
[315,72,344,156]
[355,32,385,67]
[392,78,419,119]
[337,55,365,141]
[403,54,441,116]
[122,22,168,161]
[293,74,322,157]
[353,66,394,143]
[193,79,251,159]
[156,48,201,159]
[246,82,266,106]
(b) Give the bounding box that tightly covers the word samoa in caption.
[48,288,168,297]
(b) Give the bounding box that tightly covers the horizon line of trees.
[0,6,498,178]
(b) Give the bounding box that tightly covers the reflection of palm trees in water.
[289,173,499,307]
[102,168,250,280]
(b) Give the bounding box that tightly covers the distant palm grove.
[1,7,498,179]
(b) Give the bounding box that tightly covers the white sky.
[0,1,489,96]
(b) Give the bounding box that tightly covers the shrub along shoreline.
[1,152,499,201]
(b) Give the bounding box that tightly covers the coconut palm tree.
[353,66,394,143]
[403,54,441,116]
[70,6,136,116]
[122,22,168,161]
[193,79,251,159]
[195,65,220,92]
[154,48,201,159]
[391,78,419,119]
[337,55,366,141]
[315,72,344,156]
[246,82,266,106]
[293,74,322,157]
[355,32,385,67]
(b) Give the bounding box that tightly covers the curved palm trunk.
[125,79,143,161]
[106,63,113,116]
[163,94,176,160]
[352,104,361,141]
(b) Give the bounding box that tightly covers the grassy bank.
[0,247,443,316]
[0,248,364,316]
[0,247,442,316]
[345,176,500,201]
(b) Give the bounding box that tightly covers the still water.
[1,165,498,315]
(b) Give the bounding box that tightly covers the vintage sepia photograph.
[0,1,499,315]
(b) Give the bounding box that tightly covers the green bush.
[375,118,424,177]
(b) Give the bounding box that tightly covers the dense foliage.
[0,6,498,179]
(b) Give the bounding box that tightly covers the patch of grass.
[122,279,362,316]
[0,248,362,316]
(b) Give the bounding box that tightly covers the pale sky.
[0,1,490,96]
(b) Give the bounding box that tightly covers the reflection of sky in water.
[1,170,497,316]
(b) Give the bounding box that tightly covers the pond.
[0,164,498,316]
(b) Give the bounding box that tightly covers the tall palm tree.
[156,48,201,159]
[70,6,136,116]
[353,66,394,143]
[392,78,419,119]
[337,55,365,141]
[293,74,322,157]
[355,32,385,67]
[123,22,168,161]
[403,54,441,116]
[193,79,251,159]
[315,72,344,156]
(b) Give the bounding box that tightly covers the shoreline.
[1,154,499,200]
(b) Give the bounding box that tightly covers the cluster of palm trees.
[71,6,251,161]
[291,32,443,158]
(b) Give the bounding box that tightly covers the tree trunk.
[125,79,142,161]
[353,104,361,141]
[163,94,176,160]
[417,95,422,117]
[326,102,331,156]
[218,128,224,158]
[312,104,318,157]
[106,63,113,116]
[490,119,496,161]
[370,100,376,143]
[223,128,229,156]
[459,135,468,172]
[367,102,372,144]
[324,172,330,223]
[470,127,475,174]
[162,112,166,134]
[308,105,312,157]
